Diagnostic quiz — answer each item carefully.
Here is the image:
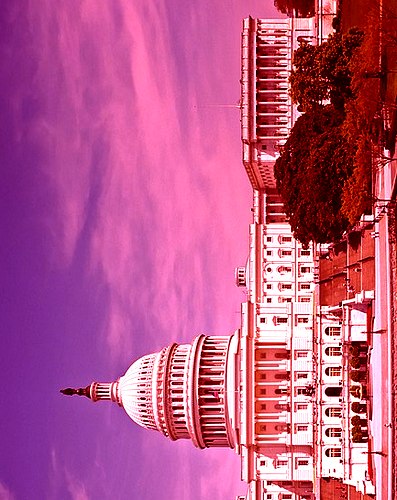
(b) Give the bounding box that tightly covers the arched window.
[325,326,341,336]
[325,407,342,418]
[325,367,341,377]
[325,428,342,437]
[325,387,342,397]
[325,347,342,356]
[325,448,342,457]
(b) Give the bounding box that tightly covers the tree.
[274,0,314,17]
[289,29,365,112]
[274,105,354,246]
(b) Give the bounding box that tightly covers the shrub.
[350,357,362,369]
[350,371,364,382]
[352,433,364,443]
[351,402,365,413]
[351,415,361,426]
[349,346,360,357]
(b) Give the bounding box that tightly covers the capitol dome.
[62,334,239,450]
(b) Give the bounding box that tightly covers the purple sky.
[1,1,278,499]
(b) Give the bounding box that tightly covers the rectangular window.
[296,351,308,358]
[300,249,311,256]
[296,403,308,410]
[276,317,288,324]
[296,458,309,467]
[281,250,292,256]
[296,424,308,432]
[299,296,311,302]
[296,372,308,379]
[297,316,309,324]
[281,283,292,290]
[300,283,311,290]
[260,317,267,323]
[296,387,307,395]
[266,250,272,256]
[281,494,292,499]
[266,283,272,289]
[301,266,311,273]
[281,236,292,242]
[276,459,288,467]
[267,298,272,303]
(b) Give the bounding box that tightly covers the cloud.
[0,481,15,500]
[8,0,250,366]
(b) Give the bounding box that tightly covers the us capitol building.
[63,11,377,500]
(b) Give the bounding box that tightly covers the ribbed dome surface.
[119,353,158,430]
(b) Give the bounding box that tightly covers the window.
[279,297,292,303]
[296,403,308,410]
[267,298,272,303]
[297,316,309,324]
[325,448,342,458]
[266,267,272,273]
[276,317,288,324]
[260,317,267,323]
[325,367,341,377]
[301,266,311,273]
[266,495,273,500]
[280,283,292,290]
[267,236,272,242]
[300,283,311,290]
[260,459,267,466]
[275,388,289,395]
[296,372,308,379]
[325,326,341,336]
[276,459,288,467]
[296,424,308,432]
[296,351,308,358]
[275,403,289,411]
[325,407,342,418]
[325,346,342,356]
[267,250,272,256]
[300,249,311,256]
[325,427,342,437]
[325,386,342,397]
[275,372,290,380]
[299,296,311,302]
[281,250,292,256]
[296,458,309,467]
[296,387,307,395]
[281,236,292,242]
[266,284,272,289]
[278,266,292,273]
[281,494,292,499]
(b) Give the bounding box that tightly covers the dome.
[118,353,158,430]
[65,334,239,450]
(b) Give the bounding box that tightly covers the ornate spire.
[60,386,91,398]
[60,381,121,405]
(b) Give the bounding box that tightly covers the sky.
[1,1,279,499]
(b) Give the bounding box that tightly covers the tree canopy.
[289,29,364,112]
[274,106,355,246]
[274,0,314,17]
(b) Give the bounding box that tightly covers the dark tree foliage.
[289,29,364,112]
[274,0,315,17]
[274,106,354,246]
